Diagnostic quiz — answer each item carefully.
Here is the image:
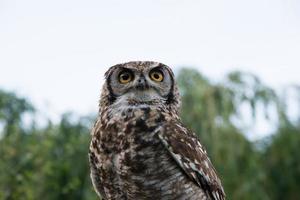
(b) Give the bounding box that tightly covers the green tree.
[263,123,300,200]
[31,114,97,200]
[0,90,96,200]
[0,90,34,136]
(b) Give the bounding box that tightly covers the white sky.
[0,0,299,138]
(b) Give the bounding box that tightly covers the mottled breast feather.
[158,121,225,200]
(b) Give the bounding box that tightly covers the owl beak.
[135,76,149,90]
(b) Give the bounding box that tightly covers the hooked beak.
[135,76,150,90]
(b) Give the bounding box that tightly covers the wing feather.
[157,121,225,200]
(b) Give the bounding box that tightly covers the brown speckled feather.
[158,122,225,200]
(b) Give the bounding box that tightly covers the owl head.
[99,61,180,115]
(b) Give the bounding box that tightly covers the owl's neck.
[115,100,165,115]
[100,96,177,122]
[99,93,180,123]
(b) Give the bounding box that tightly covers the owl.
[89,61,225,200]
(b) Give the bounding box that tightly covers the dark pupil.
[121,73,130,80]
[153,73,160,79]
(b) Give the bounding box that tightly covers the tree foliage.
[0,69,299,200]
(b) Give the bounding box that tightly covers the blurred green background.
[1,68,300,200]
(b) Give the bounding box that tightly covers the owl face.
[105,62,174,103]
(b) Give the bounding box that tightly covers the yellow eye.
[150,70,164,82]
[119,71,133,84]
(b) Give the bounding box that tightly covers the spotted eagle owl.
[89,61,225,200]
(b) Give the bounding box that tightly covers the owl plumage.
[89,61,225,200]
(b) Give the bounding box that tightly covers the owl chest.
[100,116,164,173]
[103,126,199,199]
[98,115,204,199]
[100,117,171,185]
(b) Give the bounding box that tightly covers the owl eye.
[149,69,164,82]
[119,70,133,84]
